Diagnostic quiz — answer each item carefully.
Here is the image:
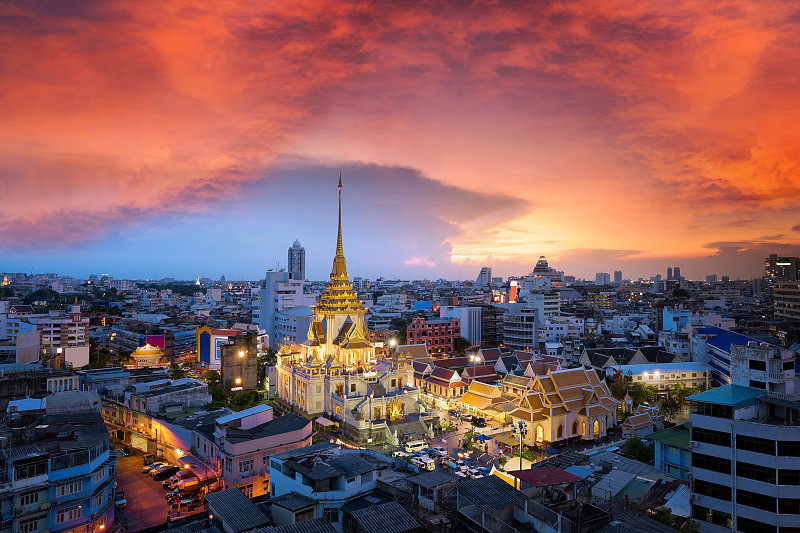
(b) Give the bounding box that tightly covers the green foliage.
[208,385,227,403]
[629,382,657,406]
[229,390,260,411]
[608,372,633,399]
[23,288,60,304]
[672,288,690,299]
[456,337,471,354]
[463,428,478,451]
[257,348,276,389]
[621,433,655,465]
[659,396,681,420]
[372,291,384,301]
[203,370,221,387]
[0,287,13,298]
[390,317,408,344]
[440,420,456,433]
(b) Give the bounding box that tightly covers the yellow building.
[130,343,163,368]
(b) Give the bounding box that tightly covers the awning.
[315,416,337,427]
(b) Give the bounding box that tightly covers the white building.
[440,306,481,346]
[256,271,316,348]
[689,340,800,533]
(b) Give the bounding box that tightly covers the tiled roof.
[349,501,421,533]
[204,489,269,533]
[508,466,582,487]
[451,475,528,512]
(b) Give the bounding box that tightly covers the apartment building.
[689,339,800,533]
[406,317,460,356]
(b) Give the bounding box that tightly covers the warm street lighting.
[238,350,245,357]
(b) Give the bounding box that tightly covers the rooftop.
[687,384,763,410]
[204,488,269,533]
[647,423,690,450]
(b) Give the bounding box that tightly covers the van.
[404,440,426,453]
[163,471,196,489]
[411,456,436,471]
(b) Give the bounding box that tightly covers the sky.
[2,0,800,282]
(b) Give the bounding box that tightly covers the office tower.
[287,239,306,281]
[613,271,622,284]
[475,267,492,287]
[595,272,610,285]
[673,266,681,279]
[667,267,673,280]
[763,254,800,304]
[706,274,718,283]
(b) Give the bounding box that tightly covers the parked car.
[448,410,461,419]
[460,414,474,423]
[143,461,168,474]
[472,417,486,428]
[165,479,201,500]
[152,466,180,480]
[391,450,409,459]
[163,471,197,489]
[466,468,484,479]
[115,489,127,509]
[476,467,492,477]
[150,464,177,477]
[427,446,447,457]
[171,494,204,511]
[115,446,134,457]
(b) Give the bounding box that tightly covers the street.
[115,454,172,531]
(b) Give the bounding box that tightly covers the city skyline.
[2,1,800,280]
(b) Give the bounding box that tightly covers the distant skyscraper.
[667,267,673,280]
[673,266,681,279]
[613,271,622,284]
[288,239,305,281]
[475,267,492,287]
[706,274,717,283]
[595,272,611,285]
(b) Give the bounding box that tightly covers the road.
[115,454,171,531]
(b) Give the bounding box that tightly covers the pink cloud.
[404,256,436,268]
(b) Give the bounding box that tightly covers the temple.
[275,177,433,445]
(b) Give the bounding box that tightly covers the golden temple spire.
[331,173,348,278]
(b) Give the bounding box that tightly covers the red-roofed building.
[422,366,467,408]
[407,317,461,356]
[507,466,582,489]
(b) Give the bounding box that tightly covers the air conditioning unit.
[15,508,23,516]
[690,441,698,448]
[690,494,698,501]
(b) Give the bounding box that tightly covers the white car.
[411,456,436,471]
[392,450,409,459]
[466,468,484,479]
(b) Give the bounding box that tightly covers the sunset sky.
[2,0,800,281]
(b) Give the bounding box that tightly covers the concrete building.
[256,271,316,349]
[220,332,258,392]
[614,271,623,285]
[288,240,306,282]
[688,338,800,533]
[189,405,312,497]
[595,272,611,286]
[475,267,492,288]
[406,317,460,356]
[647,423,690,480]
[274,306,315,347]
[440,306,481,346]
[774,281,800,321]
[0,400,115,533]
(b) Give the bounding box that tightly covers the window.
[692,427,731,447]
[324,509,339,523]
[94,467,105,483]
[692,402,732,418]
[350,384,356,393]
[750,360,766,371]
[240,459,254,475]
[692,505,731,528]
[693,479,731,501]
[295,507,314,523]
[94,493,104,508]
[738,489,776,512]
[737,517,776,533]
[19,491,39,506]
[55,504,82,524]
[738,435,776,455]
[779,441,800,456]
[18,515,45,533]
[779,470,800,485]
[738,461,776,484]
[346,477,356,483]
[391,379,396,388]
[15,462,46,480]
[241,484,253,498]
[362,472,373,482]
[57,481,82,497]
[779,499,800,515]
[692,453,732,474]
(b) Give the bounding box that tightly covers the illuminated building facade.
[276,178,430,445]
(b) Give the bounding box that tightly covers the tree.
[23,288,59,305]
[672,288,689,299]
[456,337,471,354]
[203,370,221,387]
[621,433,655,464]
[608,372,634,399]
[390,318,408,345]
[629,382,657,406]
[0,287,13,298]
[659,395,681,420]
[463,428,479,452]
[372,291,384,301]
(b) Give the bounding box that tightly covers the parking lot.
[115,453,172,531]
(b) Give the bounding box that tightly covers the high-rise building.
[673,266,681,279]
[774,281,800,321]
[594,272,611,285]
[287,239,306,281]
[667,267,673,280]
[613,271,623,284]
[475,267,492,287]
[706,274,718,283]
[689,341,799,533]
[763,254,800,304]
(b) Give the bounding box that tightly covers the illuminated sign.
[230,386,243,392]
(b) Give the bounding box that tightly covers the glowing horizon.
[1,1,799,281]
